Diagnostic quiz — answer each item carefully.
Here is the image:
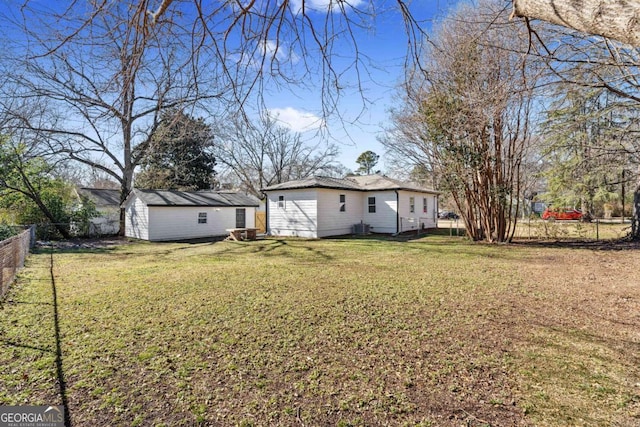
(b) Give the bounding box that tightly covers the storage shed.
[124,189,259,241]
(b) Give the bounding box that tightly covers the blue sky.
[260,1,459,173]
[0,0,461,175]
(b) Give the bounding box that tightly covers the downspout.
[263,191,269,236]
[394,190,400,235]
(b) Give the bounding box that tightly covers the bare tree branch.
[512,0,640,47]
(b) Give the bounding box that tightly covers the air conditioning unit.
[353,222,371,235]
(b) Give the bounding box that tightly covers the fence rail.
[0,227,33,299]
[437,218,630,241]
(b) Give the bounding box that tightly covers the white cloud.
[289,0,366,14]
[261,39,300,64]
[267,107,324,132]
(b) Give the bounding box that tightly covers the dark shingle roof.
[262,175,438,194]
[78,188,121,207]
[131,189,260,207]
[262,176,362,192]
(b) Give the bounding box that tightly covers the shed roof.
[77,188,121,207]
[129,189,260,207]
[262,175,439,194]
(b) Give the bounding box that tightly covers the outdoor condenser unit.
[353,222,371,235]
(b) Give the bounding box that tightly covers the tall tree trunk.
[631,165,640,240]
[512,0,640,47]
[118,170,133,237]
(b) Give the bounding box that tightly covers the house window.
[339,194,346,212]
[423,197,428,213]
[368,196,376,213]
[277,195,285,209]
[410,197,415,213]
[198,212,207,224]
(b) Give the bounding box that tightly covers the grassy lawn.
[1,235,639,426]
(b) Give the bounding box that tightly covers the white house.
[75,187,121,235]
[124,189,259,241]
[262,175,439,238]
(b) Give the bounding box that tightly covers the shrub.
[0,223,16,241]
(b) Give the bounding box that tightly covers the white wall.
[89,207,120,235]
[266,188,439,238]
[425,194,438,228]
[147,206,256,241]
[397,191,438,232]
[316,189,364,237]
[362,191,398,234]
[125,197,149,240]
[267,189,318,238]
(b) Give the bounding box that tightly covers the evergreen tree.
[136,110,216,190]
[355,151,380,175]
[542,85,633,216]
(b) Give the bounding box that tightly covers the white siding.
[363,191,398,234]
[147,206,256,241]
[125,196,150,240]
[397,191,438,232]
[267,189,318,238]
[316,189,364,237]
[425,194,438,228]
[266,187,439,238]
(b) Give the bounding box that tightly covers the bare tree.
[215,113,343,198]
[2,2,222,234]
[9,0,431,122]
[382,0,543,242]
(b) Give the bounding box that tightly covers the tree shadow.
[511,238,640,251]
[0,246,72,426]
[48,248,72,426]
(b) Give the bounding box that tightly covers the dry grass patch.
[0,236,639,426]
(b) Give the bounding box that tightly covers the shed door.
[235,208,246,228]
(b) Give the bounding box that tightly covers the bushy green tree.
[0,138,95,238]
[135,110,216,190]
[0,224,16,240]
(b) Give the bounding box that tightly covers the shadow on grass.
[2,247,73,426]
[229,238,335,261]
[511,238,640,251]
[325,229,465,243]
[48,247,72,427]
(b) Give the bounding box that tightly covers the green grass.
[1,236,639,426]
[512,220,630,241]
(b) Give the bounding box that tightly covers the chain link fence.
[512,218,630,241]
[0,226,34,299]
[437,218,630,241]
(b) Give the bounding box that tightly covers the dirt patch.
[36,237,131,250]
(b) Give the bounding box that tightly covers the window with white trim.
[409,197,415,213]
[423,197,428,213]
[198,212,207,224]
[339,194,346,212]
[277,195,285,209]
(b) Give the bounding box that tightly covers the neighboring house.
[124,189,260,241]
[262,175,439,238]
[75,187,121,235]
